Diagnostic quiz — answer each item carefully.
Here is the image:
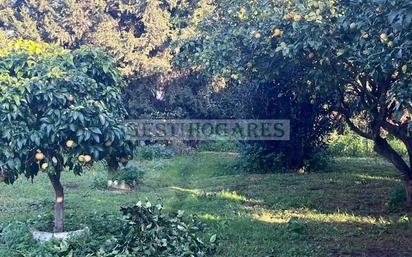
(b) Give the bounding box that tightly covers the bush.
[236,144,286,173]
[386,185,407,213]
[91,163,145,189]
[197,138,240,153]
[0,222,35,255]
[136,144,175,160]
[90,171,109,190]
[111,164,145,186]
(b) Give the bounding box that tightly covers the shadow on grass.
[169,186,412,257]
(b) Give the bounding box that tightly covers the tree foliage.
[0,0,216,119]
[177,0,412,203]
[0,39,132,183]
[176,0,336,171]
[0,0,213,78]
[0,38,133,231]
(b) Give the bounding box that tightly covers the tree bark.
[107,156,120,178]
[373,136,412,209]
[373,137,411,178]
[405,180,412,210]
[49,171,64,233]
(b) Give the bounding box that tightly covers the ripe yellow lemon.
[78,155,85,162]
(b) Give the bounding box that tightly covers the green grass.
[1,152,412,256]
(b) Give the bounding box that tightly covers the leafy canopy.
[0,39,132,183]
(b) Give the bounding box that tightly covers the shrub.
[386,185,407,213]
[236,144,286,173]
[0,222,35,255]
[197,138,240,153]
[136,144,174,160]
[90,171,109,190]
[110,164,145,187]
[91,163,145,189]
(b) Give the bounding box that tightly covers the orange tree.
[0,39,133,232]
[274,0,412,207]
[178,0,412,206]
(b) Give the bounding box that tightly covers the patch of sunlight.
[199,213,221,221]
[252,208,392,225]
[353,174,400,182]
[217,191,250,202]
[170,187,202,194]
[170,187,261,203]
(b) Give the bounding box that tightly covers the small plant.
[236,144,286,173]
[386,185,407,213]
[197,139,240,153]
[136,144,174,160]
[287,219,306,235]
[90,171,109,190]
[91,164,145,190]
[111,164,145,187]
[0,222,35,255]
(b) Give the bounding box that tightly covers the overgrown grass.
[1,152,411,256]
[328,130,408,157]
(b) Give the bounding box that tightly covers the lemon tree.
[0,39,133,232]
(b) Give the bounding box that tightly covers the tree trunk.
[49,172,64,233]
[405,180,412,210]
[373,136,412,209]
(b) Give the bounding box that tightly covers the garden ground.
[1,152,411,257]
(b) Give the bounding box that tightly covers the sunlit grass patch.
[251,208,392,225]
[170,186,261,203]
[353,174,401,182]
[199,213,222,221]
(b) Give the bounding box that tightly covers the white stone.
[32,228,88,241]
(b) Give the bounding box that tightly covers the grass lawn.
[1,152,411,256]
